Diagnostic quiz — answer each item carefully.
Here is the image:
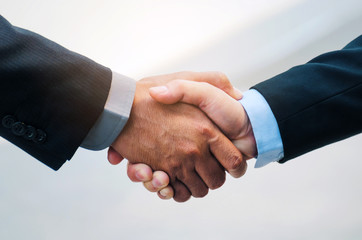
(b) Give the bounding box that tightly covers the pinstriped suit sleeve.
[0,16,114,170]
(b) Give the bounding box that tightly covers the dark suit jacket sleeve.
[0,16,112,170]
[252,35,362,163]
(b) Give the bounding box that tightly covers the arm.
[0,16,113,170]
[253,35,362,162]
[0,16,245,203]
[133,35,362,199]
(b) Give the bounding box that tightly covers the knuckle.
[217,71,229,84]
[209,172,226,190]
[193,187,209,198]
[198,81,210,88]
[185,146,201,160]
[170,79,184,90]
[167,163,181,180]
[174,192,191,202]
[216,71,227,80]
[228,155,243,171]
[172,180,192,202]
[175,71,194,79]
[215,71,232,90]
[196,123,214,138]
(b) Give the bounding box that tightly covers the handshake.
[107,71,257,202]
[1,16,359,203]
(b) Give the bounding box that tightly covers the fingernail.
[233,87,243,99]
[159,188,169,198]
[149,86,168,95]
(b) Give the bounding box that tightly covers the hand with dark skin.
[108,72,246,202]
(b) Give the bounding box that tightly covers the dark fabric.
[253,35,362,163]
[0,16,112,170]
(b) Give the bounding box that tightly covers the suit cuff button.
[2,115,16,129]
[34,129,47,143]
[11,122,26,136]
[24,125,37,140]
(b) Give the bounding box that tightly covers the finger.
[172,180,192,202]
[169,71,242,99]
[107,147,124,165]
[149,80,245,138]
[209,133,247,178]
[232,137,257,160]
[179,171,209,198]
[157,186,174,200]
[143,171,170,192]
[127,162,153,182]
[195,154,226,190]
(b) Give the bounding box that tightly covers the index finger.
[209,132,247,178]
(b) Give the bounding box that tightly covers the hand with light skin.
[148,80,257,158]
[108,72,247,202]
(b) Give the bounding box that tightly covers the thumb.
[149,85,180,104]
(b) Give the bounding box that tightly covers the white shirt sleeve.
[81,71,136,150]
[239,89,284,168]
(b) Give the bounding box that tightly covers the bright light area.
[3,0,302,78]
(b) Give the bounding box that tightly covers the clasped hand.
[108,72,257,202]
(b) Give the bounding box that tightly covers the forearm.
[252,35,362,162]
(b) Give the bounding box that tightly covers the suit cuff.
[239,89,284,168]
[81,72,136,150]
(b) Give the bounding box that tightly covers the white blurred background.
[1,0,362,239]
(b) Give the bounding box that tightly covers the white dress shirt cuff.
[81,71,136,150]
[239,89,284,168]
